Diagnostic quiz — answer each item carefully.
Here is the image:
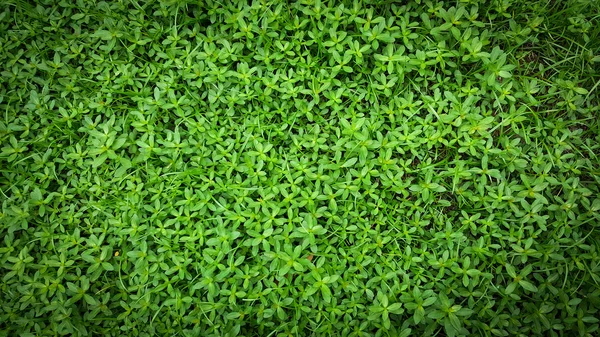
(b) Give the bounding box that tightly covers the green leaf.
[388,303,403,314]
[341,157,358,168]
[399,328,412,337]
[414,307,425,323]
[505,264,517,278]
[498,70,512,78]
[92,153,108,168]
[582,316,600,323]
[519,280,538,293]
[428,310,445,319]
[321,285,332,303]
[93,30,113,40]
[505,282,517,294]
[423,297,437,306]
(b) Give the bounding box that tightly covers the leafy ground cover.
[1,0,600,336]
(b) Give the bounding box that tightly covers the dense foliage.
[1,0,600,336]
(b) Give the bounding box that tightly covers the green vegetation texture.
[1,0,600,336]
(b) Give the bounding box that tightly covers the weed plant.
[1,0,600,336]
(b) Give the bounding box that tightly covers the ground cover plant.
[1,0,600,336]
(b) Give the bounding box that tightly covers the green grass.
[1,0,600,336]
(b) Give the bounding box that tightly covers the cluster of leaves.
[1,0,600,336]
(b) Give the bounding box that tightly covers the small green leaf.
[341,157,358,168]
[519,280,538,293]
[388,303,403,314]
